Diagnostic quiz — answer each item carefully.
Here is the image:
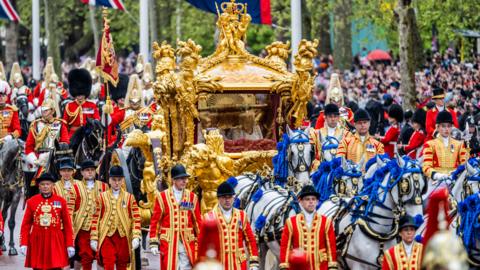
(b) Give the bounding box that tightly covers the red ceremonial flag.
[96,11,119,87]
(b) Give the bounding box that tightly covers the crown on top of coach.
[221,0,246,15]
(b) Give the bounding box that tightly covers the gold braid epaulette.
[65,103,81,125]
[30,120,51,151]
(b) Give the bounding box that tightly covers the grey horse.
[0,139,24,255]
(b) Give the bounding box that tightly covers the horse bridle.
[463,170,480,200]
[287,131,312,173]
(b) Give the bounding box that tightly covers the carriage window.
[196,93,279,152]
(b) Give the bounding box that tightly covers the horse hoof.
[9,247,18,256]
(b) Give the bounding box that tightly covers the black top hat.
[436,110,453,124]
[399,215,419,230]
[36,172,57,184]
[68,68,92,97]
[216,181,235,197]
[324,103,340,116]
[109,74,129,102]
[297,185,320,200]
[80,159,96,170]
[171,164,190,179]
[388,104,404,123]
[57,157,75,170]
[354,109,371,122]
[432,87,445,99]
[109,165,125,177]
[412,109,426,127]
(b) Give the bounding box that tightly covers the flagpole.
[290,0,302,70]
[139,0,149,58]
[32,0,40,80]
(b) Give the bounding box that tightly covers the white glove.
[132,238,140,250]
[67,246,75,258]
[150,246,159,255]
[36,152,50,167]
[90,240,98,252]
[20,245,27,256]
[3,135,12,142]
[433,173,449,181]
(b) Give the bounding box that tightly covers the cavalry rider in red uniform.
[103,74,128,147]
[63,68,100,138]
[376,104,403,158]
[0,80,21,141]
[203,181,259,270]
[382,215,423,270]
[149,164,202,270]
[71,159,109,270]
[90,166,142,270]
[19,173,75,269]
[315,73,354,129]
[425,88,458,140]
[280,185,338,270]
[400,109,426,159]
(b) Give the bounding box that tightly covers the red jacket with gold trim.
[382,242,423,270]
[62,100,100,138]
[149,188,202,270]
[279,213,338,270]
[0,105,21,139]
[422,136,469,178]
[203,206,259,270]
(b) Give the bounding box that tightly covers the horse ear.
[358,156,366,169]
[286,125,293,137]
[466,160,476,175]
[396,151,405,168]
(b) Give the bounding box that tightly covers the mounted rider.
[32,70,68,119]
[337,109,384,167]
[104,74,128,148]
[63,68,100,138]
[279,185,337,270]
[311,103,351,167]
[314,73,354,130]
[422,110,469,181]
[382,215,423,270]
[24,98,69,177]
[376,104,403,158]
[0,80,21,142]
[9,62,33,106]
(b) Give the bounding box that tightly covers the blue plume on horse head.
[226,176,238,188]
[312,157,343,203]
[255,214,267,231]
[252,189,264,203]
[233,197,241,209]
[365,154,390,172]
[458,193,480,252]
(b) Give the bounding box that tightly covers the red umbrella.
[367,49,392,61]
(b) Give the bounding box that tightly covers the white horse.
[318,134,340,163]
[230,173,275,209]
[315,157,364,219]
[336,155,426,270]
[272,126,313,187]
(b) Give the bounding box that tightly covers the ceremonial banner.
[81,0,125,11]
[186,0,271,25]
[0,0,20,22]
[96,12,119,87]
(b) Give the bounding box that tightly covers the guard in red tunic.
[0,80,21,141]
[203,181,259,270]
[19,173,75,269]
[425,88,458,140]
[377,104,403,158]
[382,215,423,270]
[279,185,338,270]
[90,166,142,270]
[400,109,426,159]
[63,69,100,138]
[149,164,202,270]
[71,159,109,270]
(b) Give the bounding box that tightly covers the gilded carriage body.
[125,0,318,215]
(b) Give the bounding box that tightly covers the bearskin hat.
[109,74,129,102]
[68,68,92,97]
[412,109,426,128]
[388,104,404,123]
[436,110,453,124]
